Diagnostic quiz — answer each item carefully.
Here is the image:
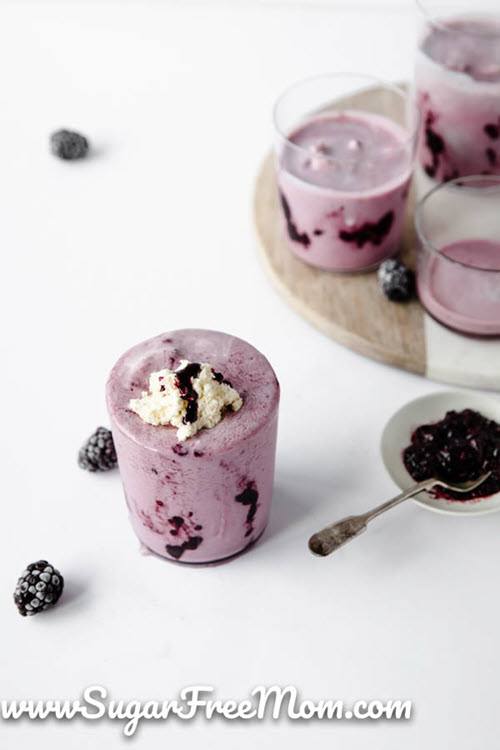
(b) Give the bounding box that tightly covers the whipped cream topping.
[129,360,243,441]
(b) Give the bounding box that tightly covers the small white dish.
[381,390,500,516]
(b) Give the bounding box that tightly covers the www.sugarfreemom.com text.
[1,685,412,736]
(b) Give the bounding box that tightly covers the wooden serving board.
[253,89,500,392]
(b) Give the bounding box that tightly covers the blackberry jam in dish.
[403,409,500,501]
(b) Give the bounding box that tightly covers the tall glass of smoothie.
[273,73,419,272]
[106,330,280,563]
[415,175,500,334]
[414,1,500,181]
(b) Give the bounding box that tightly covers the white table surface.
[1,2,499,748]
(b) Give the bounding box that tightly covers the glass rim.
[415,175,500,273]
[415,1,500,36]
[272,72,421,165]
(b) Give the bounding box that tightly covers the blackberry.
[14,560,64,617]
[50,129,89,160]
[78,426,117,472]
[378,258,415,302]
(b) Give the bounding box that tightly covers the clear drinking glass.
[274,73,419,272]
[414,1,500,182]
[415,175,500,335]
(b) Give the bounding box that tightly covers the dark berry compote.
[403,409,500,500]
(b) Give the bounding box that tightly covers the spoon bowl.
[434,473,492,493]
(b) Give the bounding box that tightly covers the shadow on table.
[262,469,355,546]
[57,575,90,614]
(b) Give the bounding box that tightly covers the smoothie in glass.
[274,74,418,272]
[415,5,500,180]
[106,330,280,563]
[415,175,500,334]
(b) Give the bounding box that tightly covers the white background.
[1,1,499,748]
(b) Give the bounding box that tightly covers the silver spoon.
[308,473,492,557]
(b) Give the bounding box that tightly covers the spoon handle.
[363,479,434,522]
[308,479,434,557]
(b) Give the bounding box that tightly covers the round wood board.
[253,87,500,391]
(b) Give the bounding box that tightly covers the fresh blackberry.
[50,129,89,160]
[14,560,64,617]
[78,426,117,472]
[378,259,415,302]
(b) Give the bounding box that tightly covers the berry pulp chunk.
[417,239,500,335]
[403,408,500,500]
[106,330,280,563]
[276,110,412,271]
[415,15,500,180]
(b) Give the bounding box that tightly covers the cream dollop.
[129,360,242,441]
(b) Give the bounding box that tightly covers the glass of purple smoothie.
[106,330,280,563]
[414,1,500,181]
[273,73,419,272]
[415,175,500,334]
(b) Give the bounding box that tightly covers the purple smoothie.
[415,15,500,181]
[277,111,413,271]
[106,330,280,563]
[417,239,500,334]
